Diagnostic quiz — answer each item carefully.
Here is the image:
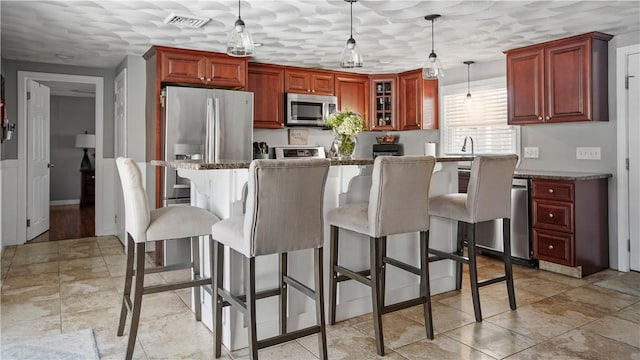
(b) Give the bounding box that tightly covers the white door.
[114,69,127,243]
[629,53,640,272]
[26,80,51,240]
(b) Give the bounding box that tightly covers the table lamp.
[75,132,95,170]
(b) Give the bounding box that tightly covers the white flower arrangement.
[324,109,364,136]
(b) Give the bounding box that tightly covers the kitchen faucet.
[461,136,474,156]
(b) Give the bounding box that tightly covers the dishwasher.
[474,178,535,267]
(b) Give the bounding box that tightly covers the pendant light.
[463,61,474,107]
[226,0,254,57]
[340,0,363,68]
[422,14,444,79]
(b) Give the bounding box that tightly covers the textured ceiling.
[1,1,639,74]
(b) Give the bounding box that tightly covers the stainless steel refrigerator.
[162,86,253,263]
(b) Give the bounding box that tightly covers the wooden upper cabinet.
[285,68,334,95]
[505,32,612,125]
[335,73,369,126]
[369,75,397,131]
[398,69,439,131]
[149,45,247,89]
[248,63,285,129]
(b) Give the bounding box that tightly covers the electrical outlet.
[576,147,601,160]
[524,147,539,158]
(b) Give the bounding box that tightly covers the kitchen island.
[152,157,468,350]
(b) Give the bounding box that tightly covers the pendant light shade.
[464,61,474,107]
[227,0,254,57]
[340,0,363,68]
[422,14,444,80]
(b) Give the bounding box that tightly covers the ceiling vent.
[164,13,211,29]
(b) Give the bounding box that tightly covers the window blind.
[442,83,518,155]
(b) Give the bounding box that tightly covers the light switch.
[576,147,601,160]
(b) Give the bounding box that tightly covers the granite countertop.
[458,166,612,181]
[151,156,468,170]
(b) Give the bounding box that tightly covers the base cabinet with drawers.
[531,178,608,277]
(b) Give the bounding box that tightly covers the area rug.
[1,328,99,360]
[594,271,640,297]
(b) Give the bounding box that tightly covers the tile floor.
[1,236,639,359]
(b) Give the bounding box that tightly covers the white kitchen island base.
[173,160,460,351]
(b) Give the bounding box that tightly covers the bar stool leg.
[279,252,288,335]
[503,219,517,310]
[455,222,465,291]
[328,225,339,325]
[379,236,387,308]
[213,242,224,359]
[125,242,146,360]
[246,257,259,359]
[208,237,216,356]
[467,224,483,322]
[314,248,328,360]
[420,231,434,340]
[118,234,135,336]
[191,236,202,321]
[370,237,384,356]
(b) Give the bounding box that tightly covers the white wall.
[1,160,19,247]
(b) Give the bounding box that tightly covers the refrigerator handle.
[205,98,214,162]
[214,98,221,162]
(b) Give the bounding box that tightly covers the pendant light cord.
[467,64,470,94]
[350,1,353,38]
[238,0,241,19]
[431,18,435,53]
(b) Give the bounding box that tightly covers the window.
[440,77,519,156]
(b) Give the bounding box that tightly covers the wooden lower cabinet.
[531,178,608,277]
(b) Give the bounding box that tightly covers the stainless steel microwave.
[286,93,338,127]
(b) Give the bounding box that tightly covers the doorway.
[30,80,97,242]
[17,71,104,244]
[616,44,640,272]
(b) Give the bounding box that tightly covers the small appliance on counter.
[373,144,403,158]
[273,146,326,159]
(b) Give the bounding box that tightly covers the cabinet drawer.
[532,199,574,233]
[533,229,573,266]
[532,180,573,201]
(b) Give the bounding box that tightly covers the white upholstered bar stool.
[210,159,331,360]
[115,157,220,360]
[428,154,518,322]
[327,156,436,356]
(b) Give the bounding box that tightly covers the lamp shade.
[75,133,95,148]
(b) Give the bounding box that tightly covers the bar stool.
[327,156,436,356]
[115,157,220,360]
[428,154,518,322]
[210,159,331,360]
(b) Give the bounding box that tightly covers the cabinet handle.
[538,116,543,120]
[545,116,550,120]
[206,78,211,82]
[548,244,554,250]
[549,213,554,218]
[311,89,316,93]
[200,77,205,82]
[548,188,554,194]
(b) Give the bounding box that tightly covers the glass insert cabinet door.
[370,77,396,131]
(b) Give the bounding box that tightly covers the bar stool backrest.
[244,158,331,257]
[466,155,518,223]
[368,156,436,237]
[116,157,151,242]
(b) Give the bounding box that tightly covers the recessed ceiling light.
[379,59,392,64]
[55,54,73,59]
[254,42,263,47]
